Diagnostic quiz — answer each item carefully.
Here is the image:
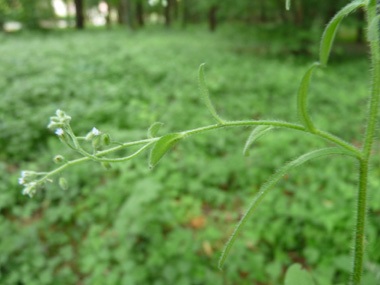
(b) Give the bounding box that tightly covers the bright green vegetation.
[1,25,380,284]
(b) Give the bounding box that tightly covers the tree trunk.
[293,0,304,27]
[118,0,126,24]
[74,0,84,29]
[181,0,188,28]
[173,0,178,21]
[275,0,286,23]
[106,0,111,28]
[208,5,218,32]
[124,0,134,30]
[164,0,172,27]
[136,1,144,27]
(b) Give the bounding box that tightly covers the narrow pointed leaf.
[368,14,380,42]
[285,0,291,11]
[285,264,315,285]
[218,147,355,269]
[297,62,320,131]
[149,133,184,168]
[243,126,274,156]
[320,1,363,66]
[148,122,164,138]
[199,63,224,124]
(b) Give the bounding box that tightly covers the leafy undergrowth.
[1,27,380,284]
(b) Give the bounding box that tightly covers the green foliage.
[198,63,224,124]
[1,22,380,285]
[297,62,320,131]
[320,0,364,66]
[149,133,184,168]
[284,263,315,285]
[147,122,164,138]
[218,147,355,270]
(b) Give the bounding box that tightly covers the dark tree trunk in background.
[173,0,179,21]
[105,0,111,28]
[356,8,365,43]
[164,0,172,27]
[293,0,304,27]
[74,0,84,29]
[118,0,126,24]
[182,0,188,28]
[276,0,286,22]
[124,0,134,30]
[259,1,268,22]
[208,5,218,32]
[136,1,144,27]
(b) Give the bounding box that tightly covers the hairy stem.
[352,2,380,284]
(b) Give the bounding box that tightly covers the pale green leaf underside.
[368,14,380,42]
[243,126,274,156]
[198,63,224,124]
[286,0,291,11]
[297,62,320,131]
[320,0,363,66]
[148,122,164,138]
[284,263,315,285]
[149,133,184,168]
[218,147,355,269]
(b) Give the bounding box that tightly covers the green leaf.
[285,0,291,11]
[284,264,315,285]
[147,122,164,138]
[320,1,363,66]
[149,133,184,168]
[368,15,380,42]
[243,126,274,156]
[297,62,320,131]
[198,63,224,124]
[218,148,355,269]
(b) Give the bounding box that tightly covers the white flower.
[21,171,35,178]
[22,182,37,197]
[91,127,100,136]
[55,128,64,136]
[18,178,25,185]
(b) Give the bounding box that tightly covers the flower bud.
[59,177,68,190]
[53,155,65,164]
[101,162,112,170]
[56,109,65,117]
[92,137,101,150]
[101,134,111,146]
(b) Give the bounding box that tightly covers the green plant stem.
[39,120,360,184]
[352,2,380,283]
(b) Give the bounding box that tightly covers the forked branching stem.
[32,119,360,186]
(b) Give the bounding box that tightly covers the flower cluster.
[19,109,110,197]
[18,171,42,198]
[47,109,71,131]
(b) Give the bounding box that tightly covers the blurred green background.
[1,0,380,284]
